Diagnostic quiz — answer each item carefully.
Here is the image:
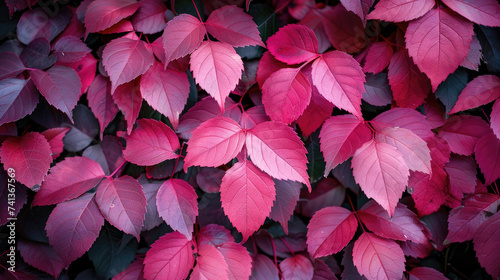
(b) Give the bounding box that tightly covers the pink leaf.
[84,0,140,36]
[441,0,500,27]
[177,97,222,139]
[473,211,500,278]
[406,7,474,91]
[45,193,104,267]
[367,0,435,22]
[205,5,265,48]
[140,61,190,129]
[358,200,427,244]
[312,51,365,119]
[191,245,229,280]
[41,127,70,159]
[307,206,358,258]
[217,242,253,280]
[87,75,119,139]
[444,155,477,195]
[32,156,106,206]
[123,118,179,166]
[220,160,276,241]
[131,0,167,34]
[197,224,234,247]
[475,132,500,185]
[296,84,334,138]
[438,115,490,156]
[261,68,311,124]
[363,42,394,74]
[0,78,39,125]
[83,135,125,176]
[279,255,314,280]
[266,24,319,64]
[143,231,195,280]
[320,115,372,176]
[30,66,81,119]
[0,132,52,188]
[156,179,198,240]
[95,176,147,240]
[250,254,280,280]
[18,239,65,279]
[375,126,431,174]
[256,51,290,88]
[112,78,142,134]
[371,108,434,141]
[269,180,302,234]
[57,52,97,94]
[352,140,410,215]
[388,49,431,109]
[162,14,206,64]
[449,75,500,113]
[53,36,91,63]
[112,257,144,280]
[0,52,26,80]
[190,41,243,109]
[340,0,375,24]
[352,232,405,280]
[492,99,500,140]
[246,121,311,190]
[240,105,270,130]
[408,267,447,280]
[460,35,482,70]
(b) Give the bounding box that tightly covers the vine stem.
[347,194,366,232]
[269,235,284,279]
[280,237,295,256]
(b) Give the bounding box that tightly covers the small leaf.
[363,42,394,74]
[112,78,142,134]
[217,242,253,280]
[42,127,70,159]
[0,78,39,125]
[266,24,318,64]
[87,74,119,139]
[162,14,206,64]
[362,72,393,106]
[279,255,314,280]
[449,75,500,113]
[269,180,302,234]
[131,0,168,34]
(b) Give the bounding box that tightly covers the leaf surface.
[17,7,71,44]
[449,75,500,113]
[266,24,318,64]
[371,108,434,141]
[112,78,142,134]
[475,132,500,185]
[191,245,229,280]
[363,42,394,74]
[0,52,26,80]
[473,211,500,278]
[84,0,140,35]
[408,267,448,280]
[279,255,314,280]
[18,239,65,279]
[217,242,253,280]
[438,115,490,156]
[441,0,500,27]
[367,0,435,22]
[0,78,39,125]
[162,14,206,64]
[131,0,167,34]
[269,180,302,234]
[87,75,119,139]
[53,36,91,63]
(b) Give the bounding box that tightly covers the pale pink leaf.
[191,245,229,280]
[84,0,140,36]
[261,67,311,124]
[45,193,104,267]
[217,242,253,280]
[33,156,105,206]
[266,24,319,64]
[475,132,500,185]
[437,115,490,156]
[441,0,500,27]
[18,239,66,279]
[444,155,477,195]
[41,127,70,159]
[184,116,245,169]
[352,232,405,280]
[112,78,142,134]
[367,0,435,22]
[131,0,168,34]
[220,160,276,241]
[269,180,302,234]
[143,231,195,280]
[371,108,434,141]
[95,176,146,240]
[206,5,265,47]
[363,42,394,74]
[307,206,358,258]
[156,178,198,240]
[87,74,119,138]
[449,75,500,113]
[246,121,311,190]
[190,41,243,109]
[162,14,206,64]
[279,255,314,280]
[53,36,91,63]
[352,140,410,215]
[320,115,372,176]
[408,267,448,280]
[473,211,500,278]
[0,78,39,125]
[406,7,474,91]
[312,51,365,119]
[460,35,482,70]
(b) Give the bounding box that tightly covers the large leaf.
[217,242,253,280]
[279,255,314,280]
[269,180,302,234]
[441,0,500,27]
[143,231,195,280]
[84,0,140,35]
[53,36,91,63]
[449,75,500,113]
[371,108,434,141]
[191,245,229,280]
[220,160,276,241]
[17,7,71,44]
[123,118,180,166]
[193,41,244,106]
[475,132,500,185]
[162,14,206,64]
[351,140,410,215]
[33,156,106,206]
[312,51,365,119]
[246,121,311,190]
[366,0,435,22]
[87,74,119,139]
[307,206,358,258]
[406,7,474,90]
[45,193,104,267]
[352,232,405,280]
[473,211,500,278]
[131,0,168,34]
[266,24,318,64]
[320,115,372,176]
[438,115,490,156]
[156,179,198,240]
[205,5,265,48]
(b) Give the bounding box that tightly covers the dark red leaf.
[279,255,314,280]
[131,0,167,34]
[475,132,500,185]
[18,239,65,279]
[312,258,339,280]
[112,78,142,134]
[84,0,140,36]
[20,37,56,70]
[57,52,97,94]
[340,0,375,24]
[473,211,500,278]
[491,99,500,140]
[438,115,491,156]
[266,24,318,64]
[444,155,477,195]
[41,127,70,160]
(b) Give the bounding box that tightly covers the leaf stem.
[269,234,283,279]
[190,0,210,40]
[347,194,366,232]
[280,237,295,256]
[108,160,127,178]
[171,143,186,178]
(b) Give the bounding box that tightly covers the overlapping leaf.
[266,24,318,64]
[84,0,140,36]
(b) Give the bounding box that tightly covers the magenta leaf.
[33,156,106,206]
[156,178,198,240]
[352,232,405,280]
[112,78,142,134]
[87,74,119,139]
[84,0,140,36]
[406,7,474,91]
[53,36,91,63]
[441,0,500,27]
[177,97,224,139]
[492,99,500,140]
[131,0,167,34]
[205,5,265,48]
[269,180,302,234]
[449,75,500,113]
[140,61,190,129]
[438,115,490,156]
[250,254,280,280]
[0,132,51,188]
[220,160,276,241]
[473,211,500,278]
[256,51,290,88]
[191,245,229,280]
[30,65,82,119]
[162,14,205,64]
[190,41,243,109]
[18,239,65,279]
[95,176,146,240]
[0,78,39,125]
[444,155,477,195]
[279,255,314,280]
[339,0,375,24]
[366,0,435,22]
[217,242,253,280]
[307,206,358,258]
[358,200,427,244]
[112,257,144,280]
[45,193,104,267]
[261,67,311,124]
[184,116,245,169]
[17,7,71,44]
[266,24,318,64]
[0,52,26,80]
[143,231,195,280]
[246,121,311,190]
[371,108,434,141]
[475,132,500,185]
[312,51,365,119]
[82,135,125,176]
[320,115,373,176]
[57,52,97,94]
[363,42,394,74]
[408,267,448,280]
